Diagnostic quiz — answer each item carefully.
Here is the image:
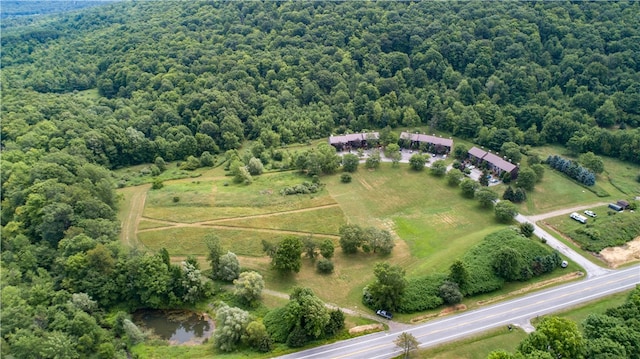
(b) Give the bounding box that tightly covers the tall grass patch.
[415,327,527,359]
[544,207,640,252]
[217,206,346,235]
[143,172,337,222]
[137,227,304,256]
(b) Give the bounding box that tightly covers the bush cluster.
[397,274,447,313]
[280,182,323,195]
[546,155,596,186]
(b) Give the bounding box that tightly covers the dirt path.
[357,177,374,191]
[137,203,342,239]
[205,203,340,223]
[120,184,151,247]
[526,201,609,222]
[137,217,340,239]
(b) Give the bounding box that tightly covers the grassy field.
[518,168,603,215]
[143,172,338,223]
[122,161,593,310]
[325,163,509,276]
[532,145,640,202]
[138,227,309,257]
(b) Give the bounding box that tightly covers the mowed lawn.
[518,168,602,215]
[326,163,508,276]
[518,145,639,215]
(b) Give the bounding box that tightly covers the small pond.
[134,310,214,345]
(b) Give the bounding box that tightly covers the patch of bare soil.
[477,271,584,306]
[438,304,467,316]
[409,304,468,324]
[544,222,639,268]
[599,236,640,268]
[348,323,384,335]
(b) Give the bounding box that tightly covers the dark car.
[376,309,393,319]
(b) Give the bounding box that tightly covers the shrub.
[263,307,291,343]
[151,178,163,190]
[340,173,352,183]
[281,182,323,195]
[324,309,345,337]
[286,326,308,348]
[316,258,334,274]
[398,274,446,313]
[520,222,535,237]
[439,281,463,304]
[172,196,180,203]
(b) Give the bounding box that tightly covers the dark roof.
[329,132,379,145]
[483,152,517,172]
[400,132,453,147]
[468,146,487,159]
[617,200,630,207]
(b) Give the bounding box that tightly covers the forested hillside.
[1,1,640,357]
[2,1,640,169]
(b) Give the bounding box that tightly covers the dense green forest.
[2,1,640,357]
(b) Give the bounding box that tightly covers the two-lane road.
[277,265,639,359]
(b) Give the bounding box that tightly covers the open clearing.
[117,159,636,309]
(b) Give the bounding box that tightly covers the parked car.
[584,210,597,218]
[376,309,393,319]
[561,260,568,268]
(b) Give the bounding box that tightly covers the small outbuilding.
[617,200,630,209]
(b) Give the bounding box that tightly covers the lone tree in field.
[270,236,303,274]
[319,239,335,259]
[394,332,419,358]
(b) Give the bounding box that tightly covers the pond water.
[134,310,214,345]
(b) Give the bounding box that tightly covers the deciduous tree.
[368,262,406,311]
[271,236,303,274]
[518,316,585,359]
[233,271,264,306]
[409,154,427,171]
[214,304,251,352]
[475,188,498,208]
[495,200,517,223]
[217,252,240,282]
[342,153,360,172]
[394,332,419,359]
[460,178,479,198]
